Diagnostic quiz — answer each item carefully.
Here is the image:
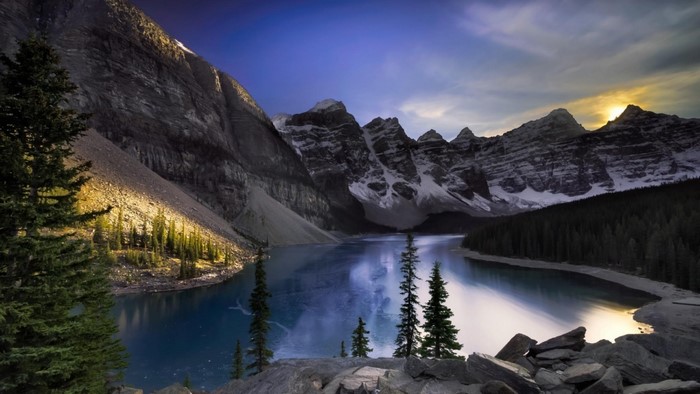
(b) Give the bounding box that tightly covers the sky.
[131,0,700,139]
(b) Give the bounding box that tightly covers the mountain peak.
[309,99,346,113]
[453,127,476,141]
[616,104,645,120]
[417,129,445,142]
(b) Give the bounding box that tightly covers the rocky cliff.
[276,102,700,229]
[0,0,333,240]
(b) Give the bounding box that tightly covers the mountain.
[276,102,700,229]
[0,0,335,245]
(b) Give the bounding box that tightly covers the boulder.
[667,360,700,382]
[213,364,323,394]
[583,339,613,353]
[622,379,700,394]
[480,380,518,394]
[514,356,537,375]
[423,358,476,384]
[536,349,580,361]
[562,362,607,384]
[466,353,540,394]
[617,334,700,365]
[153,383,191,394]
[529,327,587,356]
[405,355,434,378]
[496,334,538,362]
[580,367,623,394]
[378,370,479,394]
[589,341,671,385]
[115,388,144,394]
[535,368,565,390]
[323,366,387,394]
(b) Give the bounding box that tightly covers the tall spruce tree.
[394,233,422,358]
[0,34,126,391]
[339,340,348,358]
[246,248,273,374]
[231,339,244,380]
[351,317,372,357]
[420,262,463,359]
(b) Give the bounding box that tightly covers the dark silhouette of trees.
[246,248,273,374]
[0,34,126,391]
[351,317,372,357]
[463,180,700,291]
[394,233,423,358]
[420,262,463,359]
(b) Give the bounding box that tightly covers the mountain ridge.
[275,100,700,229]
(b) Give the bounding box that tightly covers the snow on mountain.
[274,103,700,230]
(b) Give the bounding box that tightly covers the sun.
[607,106,626,121]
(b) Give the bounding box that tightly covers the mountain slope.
[276,103,700,229]
[0,0,334,241]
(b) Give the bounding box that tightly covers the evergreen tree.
[0,34,126,391]
[231,339,244,380]
[340,340,348,358]
[351,317,372,357]
[114,207,124,250]
[182,373,191,389]
[420,262,463,359]
[246,248,273,374]
[394,233,422,358]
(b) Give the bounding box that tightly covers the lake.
[113,234,657,391]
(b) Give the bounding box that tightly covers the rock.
[378,370,479,394]
[115,388,143,394]
[405,355,434,378]
[580,367,623,394]
[514,356,537,375]
[535,368,565,390]
[480,380,518,394]
[466,353,540,394]
[562,362,606,384]
[423,358,476,384]
[622,379,700,394]
[496,333,538,362]
[667,360,700,382]
[214,365,323,394]
[617,334,700,365]
[536,349,580,361]
[552,363,569,372]
[529,327,587,356]
[589,341,671,385]
[323,366,387,394]
[153,383,191,394]
[583,339,613,353]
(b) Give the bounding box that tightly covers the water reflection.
[114,234,657,391]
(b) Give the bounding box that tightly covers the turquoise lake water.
[113,234,656,391]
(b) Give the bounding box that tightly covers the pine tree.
[246,248,273,374]
[394,233,422,358]
[340,340,348,358]
[0,34,126,391]
[351,317,372,357]
[420,262,463,359]
[114,207,124,250]
[231,339,244,380]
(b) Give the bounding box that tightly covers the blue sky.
[132,0,700,139]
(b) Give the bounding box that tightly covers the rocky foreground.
[135,326,700,394]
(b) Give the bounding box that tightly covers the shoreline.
[110,264,242,296]
[459,248,700,340]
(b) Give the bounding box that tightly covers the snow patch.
[174,39,194,55]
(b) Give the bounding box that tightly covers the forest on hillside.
[462,179,700,291]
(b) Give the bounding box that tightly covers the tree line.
[463,179,700,291]
[93,207,238,279]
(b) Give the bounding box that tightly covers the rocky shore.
[190,325,700,393]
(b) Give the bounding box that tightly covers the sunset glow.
[608,106,626,121]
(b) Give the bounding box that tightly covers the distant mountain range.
[2,0,698,237]
[274,101,700,229]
